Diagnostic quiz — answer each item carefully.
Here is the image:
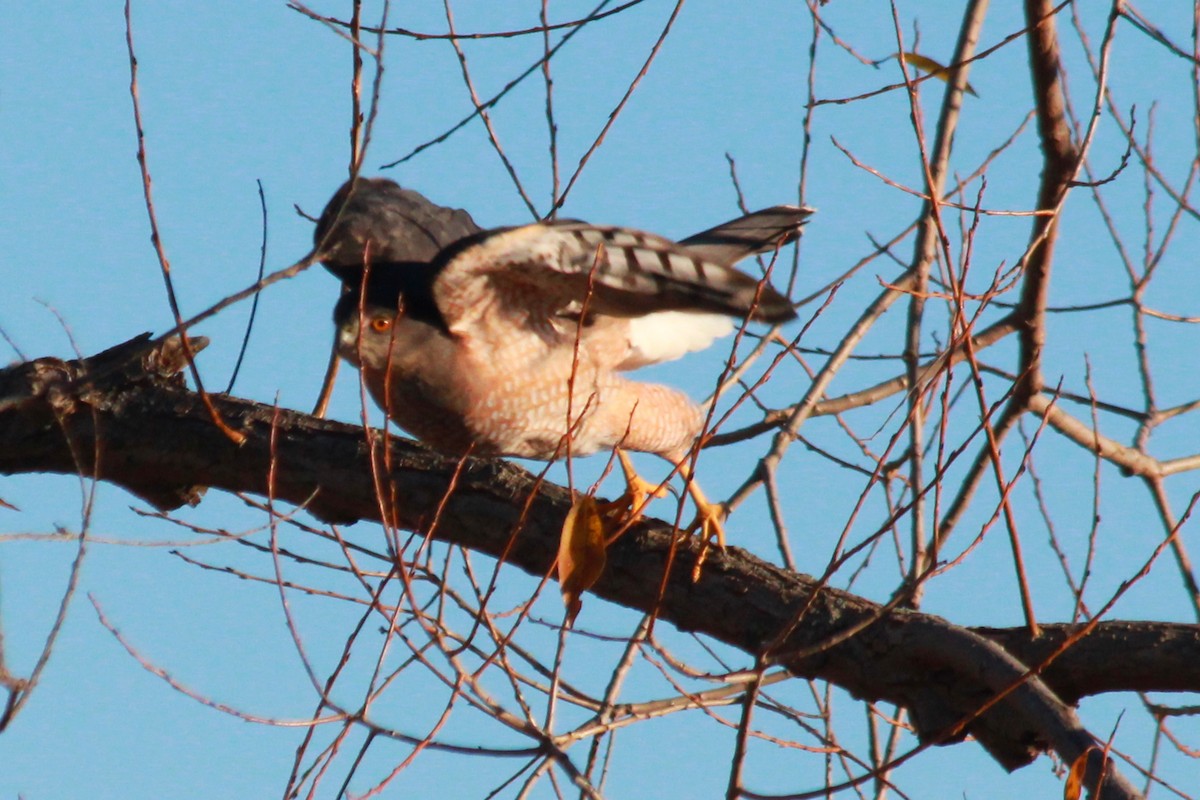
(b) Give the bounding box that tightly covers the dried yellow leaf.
[1064,747,1094,800]
[897,52,978,97]
[558,494,608,624]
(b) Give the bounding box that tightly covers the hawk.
[316,178,811,541]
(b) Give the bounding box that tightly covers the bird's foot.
[687,500,728,548]
[686,498,728,581]
[597,470,669,528]
[597,450,670,529]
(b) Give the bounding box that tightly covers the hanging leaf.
[897,52,978,97]
[1064,747,1093,800]
[558,494,608,624]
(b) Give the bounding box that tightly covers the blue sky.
[3,2,1200,798]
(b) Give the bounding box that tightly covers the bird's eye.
[370,316,393,333]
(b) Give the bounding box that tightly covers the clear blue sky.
[3,2,1199,797]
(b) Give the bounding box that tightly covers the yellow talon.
[600,448,728,580]
[598,449,670,525]
[686,494,728,549]
[681,473,726,581]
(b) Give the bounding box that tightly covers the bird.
[316,177,812,543]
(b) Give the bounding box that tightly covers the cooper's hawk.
[317,178,811,541]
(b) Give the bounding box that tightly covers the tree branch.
[2,335,1187,796]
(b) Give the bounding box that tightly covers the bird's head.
[332,268,449,370]
[333,289,397,370]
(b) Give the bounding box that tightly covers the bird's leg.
[674,461,728,581]
[679,462,727,550]
[598,448,669,525]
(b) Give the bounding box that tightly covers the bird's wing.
[614,205,813,367]
[315,177,482,282]
[431,221,798,341]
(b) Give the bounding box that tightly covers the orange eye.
[370,316,393,333]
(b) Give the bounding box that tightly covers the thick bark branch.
[1015,0,1079,398]
[3,336,1188,795]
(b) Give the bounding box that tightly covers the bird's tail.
[679,206,813,265]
